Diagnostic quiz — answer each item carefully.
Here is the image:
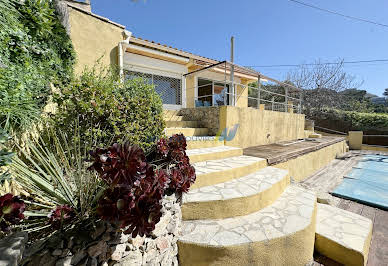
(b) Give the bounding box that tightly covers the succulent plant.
[0,193,25,232]
[48,205,75,230]
[89,134,196,237]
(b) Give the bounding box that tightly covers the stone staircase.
[178,146,373,266]
[164,110,209,138]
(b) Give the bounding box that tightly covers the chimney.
[63,0,91,12]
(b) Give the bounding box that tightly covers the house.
[60,0,301,111]
[58,2,373,266]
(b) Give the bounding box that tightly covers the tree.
[383,88,388,97]
[286,59,362,116]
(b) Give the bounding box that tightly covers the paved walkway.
[303,151,388,266]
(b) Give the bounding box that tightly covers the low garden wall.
[273,140,347,182]
[1,195,182,266]
[220,106,306,148]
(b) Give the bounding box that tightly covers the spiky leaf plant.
[9,127,104,233]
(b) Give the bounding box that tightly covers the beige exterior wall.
[185,75,196,108]
[274,141,347,182]
[68,7,124,74]
[219,106,305,148]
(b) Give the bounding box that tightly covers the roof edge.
[66,2,126,29]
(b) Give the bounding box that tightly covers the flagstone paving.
[192,155,266,176]
[182,167,288,203]
[315,203,373,266]
[186,146,241,156]
[180,185,316,246]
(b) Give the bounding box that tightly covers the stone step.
[191,155,267,189]
[186,146,243,163]
[166,120,200,128]
[186,136,224,150]
[164,115,184,121]
[182,167,289,220]
[178,185,317,266]
[165,127,209,137]
[315,203,373,266]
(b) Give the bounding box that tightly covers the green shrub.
[0,0,75,133]
[53,65,165,151]
[0,129,13,181]
[313,108,388,131]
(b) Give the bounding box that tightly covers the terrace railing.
[188,78,303,114]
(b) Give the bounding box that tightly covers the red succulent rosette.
[48,205,75,230]
[0,193,25,232]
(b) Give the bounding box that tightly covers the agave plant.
[9,127,104,232]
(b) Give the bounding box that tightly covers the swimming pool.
[332,154,388,210]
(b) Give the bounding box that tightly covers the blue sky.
[92,0,388,96]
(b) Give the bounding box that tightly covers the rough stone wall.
[21,194,181,266]
[179,107,220,136]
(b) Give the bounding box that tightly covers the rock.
[52,249,63,256]
[110,243,127,261]
[91,221,106,240]
[71,250,86,265]
[87,257,98,266]
[102,232,111,242]
[156,237,170,253]
[145,240,156,252]
[143,247,158,263]
[129,236,145,248]
[161,252,173,266]
[152,212,171,237]
[119,233,130,243]
[55,256,72,266]
[0,232,28,266]
[39,252,57,266]
[67,236,75,249]
[87,240,108,257]
[115,249,142,266]
[61,249,71,257]
[172,256,179,266]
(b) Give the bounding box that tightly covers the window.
[125,70,182,105]
[197,78,229,107]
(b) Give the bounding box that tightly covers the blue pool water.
[332,155,388,210]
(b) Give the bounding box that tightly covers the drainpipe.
[118,30,132,81]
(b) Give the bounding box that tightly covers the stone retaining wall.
[179,107,220,136]
[20,194,181,266]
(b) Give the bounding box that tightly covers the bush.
[6,132,195,239]
[53,65,165,151]
[312,108,388,131]
[0,129,13,181]
[0,0,75,133]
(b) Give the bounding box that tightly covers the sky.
[91,0,388,96]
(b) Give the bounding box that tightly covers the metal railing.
[188,78,302,114]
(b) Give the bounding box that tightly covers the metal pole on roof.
[257,75,261,108]
[285,87,289,112]
[230,36,235,106]
[224,61,227,106]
